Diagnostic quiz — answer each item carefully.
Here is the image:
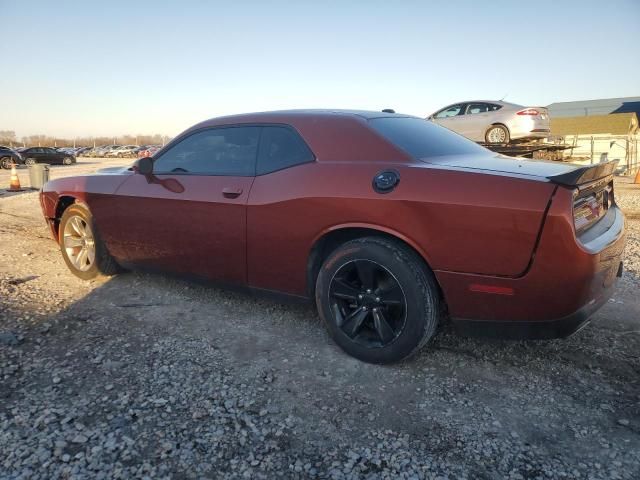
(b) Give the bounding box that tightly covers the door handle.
[222,187,243,198]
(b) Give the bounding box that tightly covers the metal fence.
[556,134,639,174]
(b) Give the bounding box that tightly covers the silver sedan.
[428,100,550,144]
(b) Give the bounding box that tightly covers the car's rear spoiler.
[547,160,618,187]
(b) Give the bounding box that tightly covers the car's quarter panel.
[437,186,626,324]
[246,161,555,297]
[97,173,253,285]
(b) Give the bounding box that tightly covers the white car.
[105,145,138,158]
[428,100,550,144]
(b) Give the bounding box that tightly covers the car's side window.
[256,126,315,175]
[466,103,489,115]
[153,126,261,176]
[487,103,502,112]
[434,104,463,119]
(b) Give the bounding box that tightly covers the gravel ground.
[1,160,639,479]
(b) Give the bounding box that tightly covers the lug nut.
[366,289,372,294]
[375,297,380,302]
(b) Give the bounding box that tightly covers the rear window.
[369,117,486,159]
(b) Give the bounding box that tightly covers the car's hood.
[421,153,579,181]
[95,166,133,174]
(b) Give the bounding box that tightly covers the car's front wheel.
[316,237,441,364]
[24,158,36,166]
[63,157,73,165]
[58,203,120,280]
[1,157,13,169]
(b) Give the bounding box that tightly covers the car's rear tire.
[485,124,510,144]
[315,237,441,364]
[58,203,120,280]
[1,157,13,169]
[63,157,73,165]
[24,158,36,166]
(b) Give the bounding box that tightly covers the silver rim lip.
[63,215,95,271]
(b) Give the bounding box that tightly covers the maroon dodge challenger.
[40,110,626,363]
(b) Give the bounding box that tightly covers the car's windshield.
[369,117,487,159]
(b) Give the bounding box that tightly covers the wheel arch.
[306,224,442,300]
[53,195,86,236]
[487,122,510,133]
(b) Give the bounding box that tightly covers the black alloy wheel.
[316,237,441,364]
[329,259,406,347]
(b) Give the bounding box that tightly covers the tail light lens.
[573,182,613,234]
[516,108,540,116]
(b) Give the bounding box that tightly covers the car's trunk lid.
[422,153,617,186]
[423,153,577,180]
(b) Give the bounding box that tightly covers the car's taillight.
[573,182,613,234]
[516,108,540,116]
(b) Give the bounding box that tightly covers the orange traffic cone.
[635,167,640,185]
[7,163,24,192]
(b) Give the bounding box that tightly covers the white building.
[546,97,639,172]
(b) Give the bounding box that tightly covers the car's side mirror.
[136,157,153,175]
[132,157,184,194]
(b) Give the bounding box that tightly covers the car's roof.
[443,100,523,108]
[196,109,415,127]
[178,109,419,164]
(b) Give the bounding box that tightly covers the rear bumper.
[511,129,550,140]
[452,263,622,339]
[509,116,550,140]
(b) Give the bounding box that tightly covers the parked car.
[133,145,152,154]
[0,146,23,169]
[39,110,625,364]
[101,145,123,157]
[106,145,139,158]
[88,145,121,157]
[137,145,161,158]
[428,100,550,144]
[84,146,106,157]
[75,147,92,156]
[20,147,76,165]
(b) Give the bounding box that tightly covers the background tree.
[14,133,171,148]
[0,130,17,146]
